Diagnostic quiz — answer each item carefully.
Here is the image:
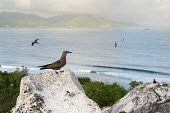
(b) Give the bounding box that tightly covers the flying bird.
[38,50,72,73]
[32,39,39,46]
[115,42,117,48]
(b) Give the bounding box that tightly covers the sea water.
[0,27,170,89]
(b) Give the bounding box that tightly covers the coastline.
[1,65,170,89]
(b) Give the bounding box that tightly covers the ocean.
[0,27,170,89]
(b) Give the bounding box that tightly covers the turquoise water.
[0,27,170,88]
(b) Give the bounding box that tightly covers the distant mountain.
[0,12,137,28]
[0,12,47,27]
[47,15,123,27]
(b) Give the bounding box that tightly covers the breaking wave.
[1,65,170,83]
[84,65,170,76]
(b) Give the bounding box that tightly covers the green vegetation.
[129,81,143,91]
[0,66,29,113]
[119,111,126,113]
[77,76,91,85]
[78,77,128,108]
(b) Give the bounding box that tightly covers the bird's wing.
[46,60,61,69]
[32,42,34,46]
[51,60,61,65]
[38,60,60,67]
[35,39,39,41]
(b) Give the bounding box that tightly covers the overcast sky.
[0,0,170,26]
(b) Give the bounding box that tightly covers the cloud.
[0,0,170,26]
[14,0,31,9]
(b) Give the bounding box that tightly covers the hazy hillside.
[0,12,47,27]
[0,12,136,28]
[47,15,122,27]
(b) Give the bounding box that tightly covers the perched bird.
[32,39,39,46]
[115,42,117,48]
[38,50,72,73]
[153,79,157,83]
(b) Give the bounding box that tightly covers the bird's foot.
[55,71,58,74]
[60,70,64,73]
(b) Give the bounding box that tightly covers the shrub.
[119,111,126,113]
[78,77,128,108]
[129,81,143,91]
[0,66,29,113]
[78,77,91,85]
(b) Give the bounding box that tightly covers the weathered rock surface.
[109,82,170,113]
[10,69,102,113]
[101,107,112,113]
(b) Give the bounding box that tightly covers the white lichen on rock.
[109,82,170,113]
[10,69,102,113]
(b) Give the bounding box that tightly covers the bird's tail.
[40,67,46,70]
[38,66,46,70]
[38,64,50,70]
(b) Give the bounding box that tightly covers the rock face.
[110,82,170,113]
[101,107,112,113]
[10,69,102,113]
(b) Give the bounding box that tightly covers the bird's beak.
[67,51,72,53]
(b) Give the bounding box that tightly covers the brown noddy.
[38,50,72,73]
[32,39,39,46]
[153,79,157,83]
